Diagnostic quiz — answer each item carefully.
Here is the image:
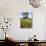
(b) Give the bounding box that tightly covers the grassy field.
[20,18,32,28]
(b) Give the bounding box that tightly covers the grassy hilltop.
[20,18,32,28]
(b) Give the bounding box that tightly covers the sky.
[20,12,32,18]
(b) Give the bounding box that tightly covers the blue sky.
[20,12,32,18]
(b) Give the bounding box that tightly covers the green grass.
[20,18,32,28]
